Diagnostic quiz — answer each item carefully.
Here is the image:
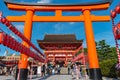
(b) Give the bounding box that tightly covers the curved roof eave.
[4,0,113,6]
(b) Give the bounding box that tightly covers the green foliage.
[100,59,117,78]
[96,40,118,78]
[76,40,118,78]
[96,40,117,61]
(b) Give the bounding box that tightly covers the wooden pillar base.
[89,68,102,80]
[15,69,28,80]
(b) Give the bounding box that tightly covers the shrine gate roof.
[37,34,83,43]
[37,34,83,51]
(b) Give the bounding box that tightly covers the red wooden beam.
[72,52,84,62]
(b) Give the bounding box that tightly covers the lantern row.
[110,3,120,65]
[0,32,44,62]
[0,13,44,57]
[112,23,120,40]
[111,4,120,18]
[110,3,120,40]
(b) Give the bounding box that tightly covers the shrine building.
[37,34,83,66]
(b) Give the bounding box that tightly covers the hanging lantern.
[16,32,21,37]
[10,27,16,33]
[21,46,24,53]
[5,35,10,47]
[15,41,19,52]
[17,42,21,52]
[9,36,13,49]
[14,41,17,51]
[7,36,11,48]
[115,5,120,14]
[20,45,23,53]
[19,44,22,53]
[113,23,120,40]
[1,18,7,24]
[5,21,10,27]
[3,34,7,46]
[111,10,116,18]
[14,29,18,35]
[19,43,22,52]
[23,46,26,53]
[8,24,13,30]
[0,32,3,44]
[12,39,16,50]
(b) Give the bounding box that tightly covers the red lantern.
[16,32,21,37]
[113,23,120,40]
[5,35,10,47]
[0,32,3,44]
[18,43,22,52]
[23,46,26,53]
[12,39,16,50]
[3,34,7,46]
[7,36,11,48]
[8,25,13,29]
[111,10,116,18]
[15,41,19,52]
[10,27,15,33]
[9,36,13,49]
[115,5,120,14]
[5,21,10,27]
[17,42,21,52]
[14,29,18,35]
[14,41,17,51]
[20,45,23,53]
[1,18,7,24]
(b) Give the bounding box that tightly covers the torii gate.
[4,0,112,80]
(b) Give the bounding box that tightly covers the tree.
[96,40,117,61]
[96,40,118,77]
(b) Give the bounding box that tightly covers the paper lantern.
[111,10,116,18]
[115,5,120,14]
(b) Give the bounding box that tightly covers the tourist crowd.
[0,61,86,80]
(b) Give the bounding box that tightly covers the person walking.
[71,64,74,77]
[57,65,61,74]
[37,63,42,77]
[67,63,71,75]
[41,64,46,77]
[75,63,80,80]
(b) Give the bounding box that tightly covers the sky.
[0,0,120,56]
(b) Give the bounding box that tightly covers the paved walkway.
[0,75,118,80]
[28,75,87,80]
[0,75,87,80]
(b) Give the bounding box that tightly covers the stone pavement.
[0,75,85,80]
[0,75,118,80]
[28,75,87,80]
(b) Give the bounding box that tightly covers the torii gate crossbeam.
[3,0,112,80]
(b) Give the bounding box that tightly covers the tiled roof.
[37,34,83,43]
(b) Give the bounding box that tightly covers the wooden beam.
[6,15,110,22]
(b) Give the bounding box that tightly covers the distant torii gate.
[4,0,112,80]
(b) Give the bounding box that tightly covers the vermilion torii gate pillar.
[17,10,34,80]
[4,0,112,80]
